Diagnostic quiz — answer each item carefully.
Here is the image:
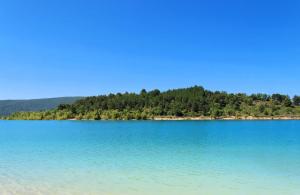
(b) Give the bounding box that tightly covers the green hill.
[0,97,83,116]
[4,86,300,120]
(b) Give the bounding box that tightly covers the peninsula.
[3,86,300,120]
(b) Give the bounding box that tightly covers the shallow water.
[0,120,299,195]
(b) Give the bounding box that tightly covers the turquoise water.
[0,121,300,195]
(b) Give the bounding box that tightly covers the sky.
[0,0,299,99]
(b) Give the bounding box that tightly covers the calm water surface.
[0,120,299,195]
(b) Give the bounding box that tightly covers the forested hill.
[5,86,300,120]
[0,97,83,116]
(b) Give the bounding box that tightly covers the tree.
[140,89,147,96]
[272,94,290,105]
[293,96,300,106]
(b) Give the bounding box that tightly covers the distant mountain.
[0,97,83,116]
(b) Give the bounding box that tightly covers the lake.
[0,120,299,195]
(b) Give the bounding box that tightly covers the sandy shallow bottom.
[0,121,300,195]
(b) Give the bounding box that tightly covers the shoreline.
[2,116,300,121]
[153,116,300,120]
[65,116,300,121]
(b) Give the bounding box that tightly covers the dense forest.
[0,97,83,116]
[3,86,300,120]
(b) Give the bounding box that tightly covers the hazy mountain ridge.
[0,97,83,116]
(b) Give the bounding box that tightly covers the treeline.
[4,86,300,120]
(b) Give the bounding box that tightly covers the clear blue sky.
[0,0,299,99]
